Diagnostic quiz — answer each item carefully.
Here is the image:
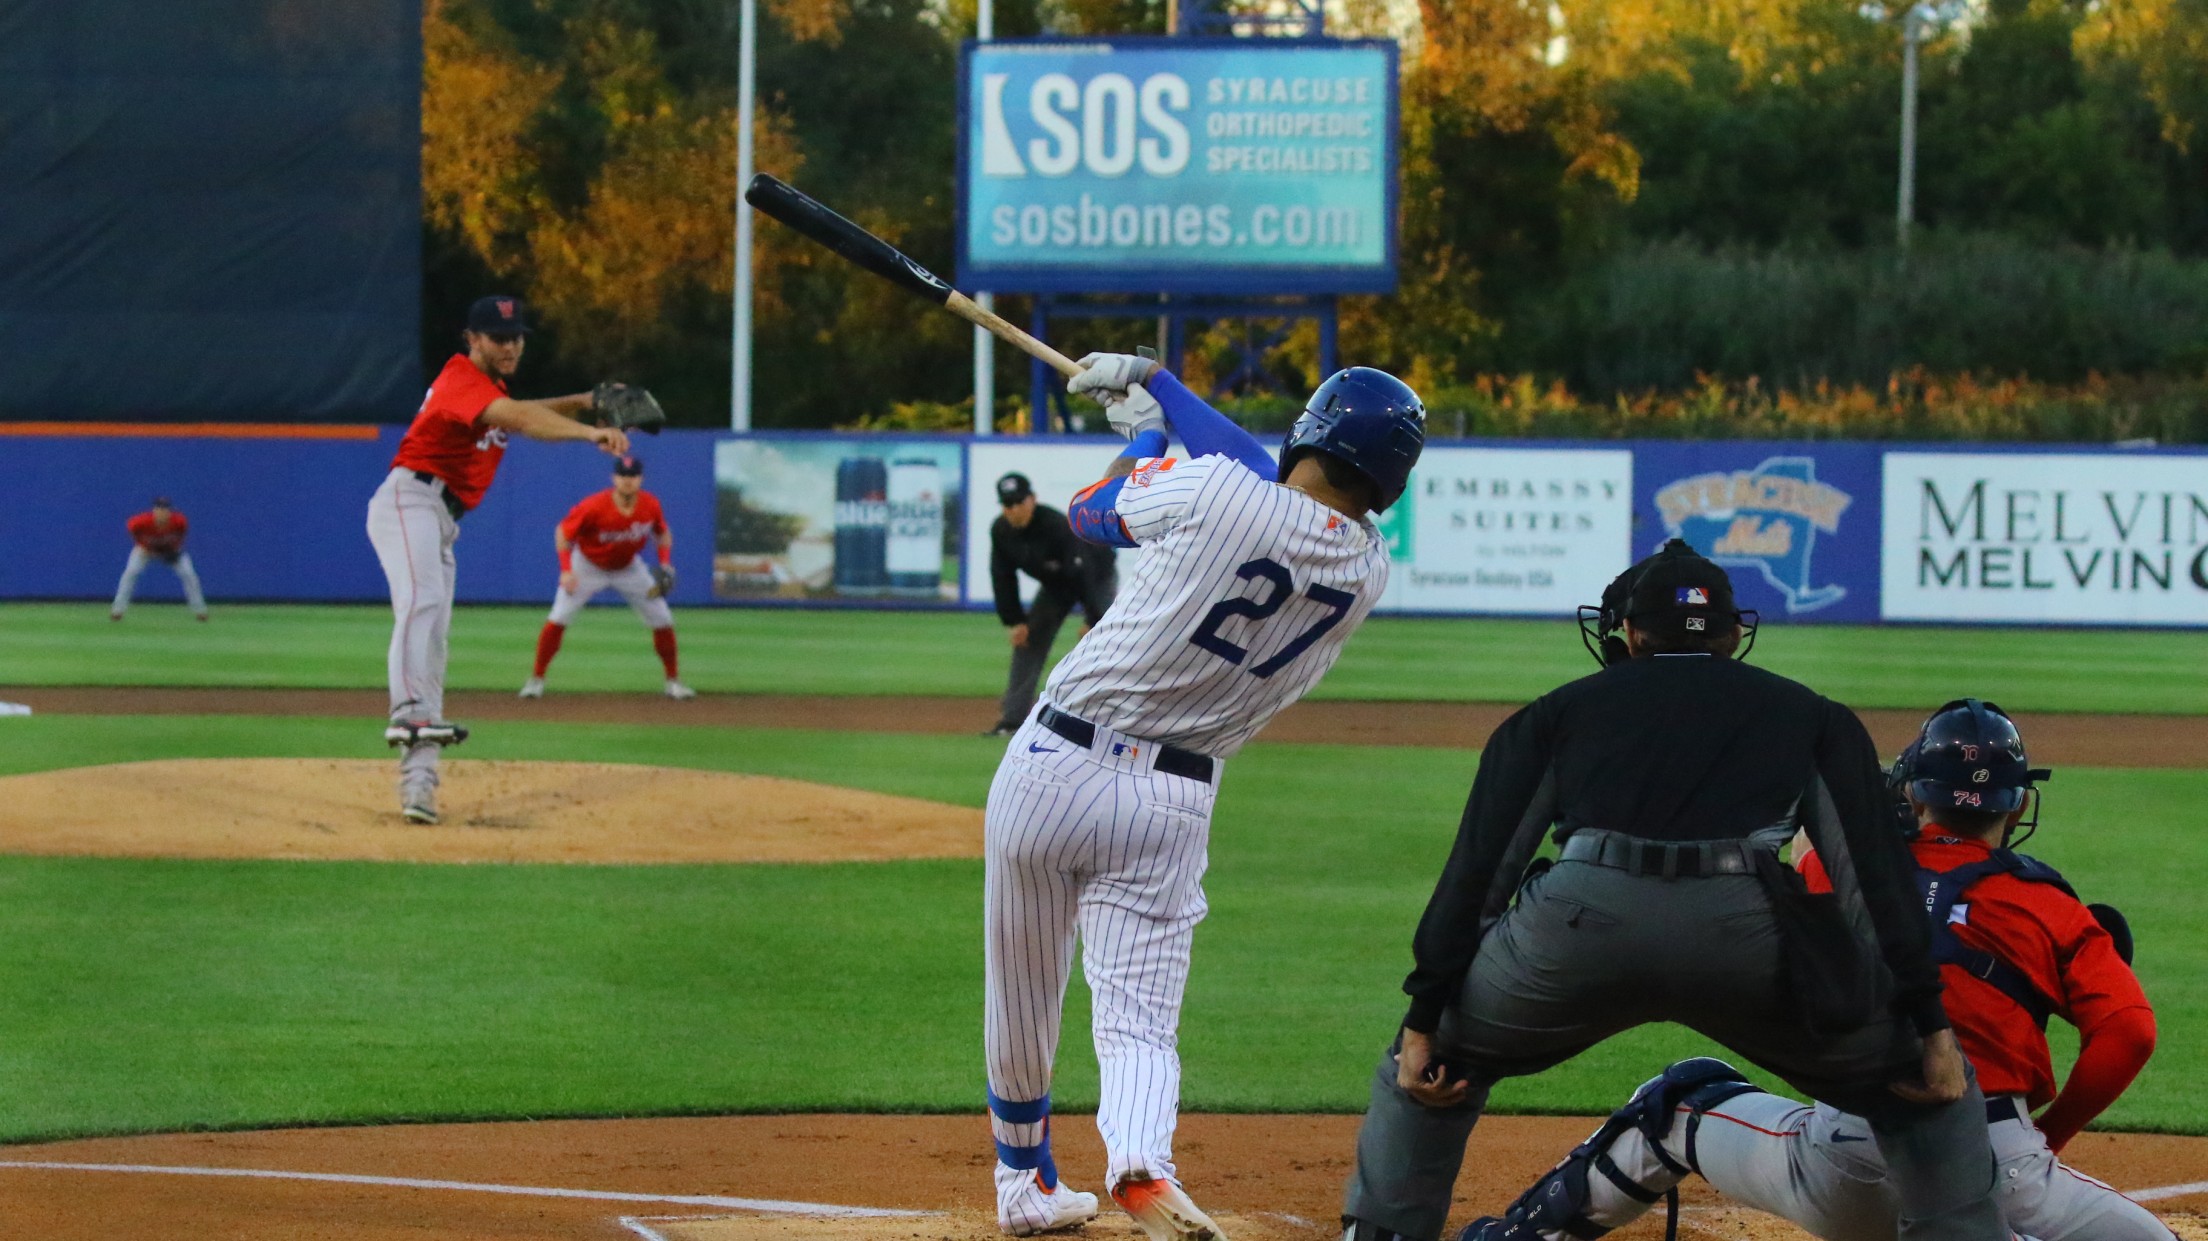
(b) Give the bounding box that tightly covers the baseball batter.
[983,354,1426,1240]
[1463,699,2167,1241]
[111,496,207,621]
[366,295,630,825]
[520,454,693,700]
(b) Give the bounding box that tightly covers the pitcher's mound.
[0,758,981,864]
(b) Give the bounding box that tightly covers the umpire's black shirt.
[1402,653,1947,1037]
[989,505,1110,626]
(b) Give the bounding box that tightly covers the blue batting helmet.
[1280,367,1426,512]
[1891,698,2048,816]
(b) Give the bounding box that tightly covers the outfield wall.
[14,427,2207,625]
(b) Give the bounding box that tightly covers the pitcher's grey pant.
[366,468,458,803]
[111,549,206,617]
[1344,860,2012,1241]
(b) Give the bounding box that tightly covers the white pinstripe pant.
[984,705,1218,1190]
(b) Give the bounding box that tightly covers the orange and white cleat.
[1111,1173,1227,1241]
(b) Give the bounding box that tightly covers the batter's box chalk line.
[0,1160,932,1219]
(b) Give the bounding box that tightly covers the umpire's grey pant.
[995,579,1114,730]
[1344,860,2011,1241]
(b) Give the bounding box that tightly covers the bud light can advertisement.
[713,438,965,603]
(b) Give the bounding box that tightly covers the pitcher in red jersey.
[365,295,630,825]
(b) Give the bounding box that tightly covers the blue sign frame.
[955,36,1400,295]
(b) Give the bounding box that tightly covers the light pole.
[732,0,758,430]
[972,0,995,435]
[1863,1,1963,256]
[1896,1,1928,253]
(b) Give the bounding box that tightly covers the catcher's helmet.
[1891,697,2051,821]
[1279,368,1426,512]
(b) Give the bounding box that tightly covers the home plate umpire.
[1339,539,2016,1241]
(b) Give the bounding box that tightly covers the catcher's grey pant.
[1559,1087,2170,1241]
[995,579,1116,731]
[547,558,673,629]
[111,548,206,617]
[1344,860,2013,1241]
[366,468,458,804]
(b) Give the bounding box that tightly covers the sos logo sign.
[977,71,1191,179]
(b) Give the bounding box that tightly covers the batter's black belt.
[1985,1096,2024,1125]
[1560,828,1762,878]
[411,470,468,521]
[1037,705,1214,785]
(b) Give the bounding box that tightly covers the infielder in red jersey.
[366,295,630,825]
[519,455,693,700]
[1461,698,2168,1241]
[111,496,207,621]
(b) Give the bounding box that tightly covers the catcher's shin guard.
[384,720,470,748]
[1455,1058,1757,1241]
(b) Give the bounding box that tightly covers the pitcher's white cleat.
[664,679,697,700]
[518,677,545,699]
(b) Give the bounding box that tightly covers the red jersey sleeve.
[559,496,596,546]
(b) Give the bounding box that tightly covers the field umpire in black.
[1340,540,2011,1241]
[984,471,1116,735]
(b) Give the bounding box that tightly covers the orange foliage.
[421,0,558,268]
[423,0,812,375]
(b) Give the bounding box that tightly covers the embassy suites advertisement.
[957,38,1397,293]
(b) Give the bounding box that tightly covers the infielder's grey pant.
[112,548,206,617]
[366,468,458,804]
[1344,860,2011,1241]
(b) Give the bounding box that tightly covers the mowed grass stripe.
[5,602,2207,713]
[0,715,2198,1140]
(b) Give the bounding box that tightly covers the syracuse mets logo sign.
[1653,457,1852,614]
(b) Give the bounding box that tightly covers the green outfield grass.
[0,713,2199,1141]
[6,602,2208,713]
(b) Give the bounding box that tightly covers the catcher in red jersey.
[520,454,692,701]
[1460,698,2166,1241]
[366,294,660,826]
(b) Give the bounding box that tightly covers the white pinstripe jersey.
[1042,454,1390,758]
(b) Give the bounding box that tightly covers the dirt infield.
[1,1113,2202,1241]
[7,686,2204,767]
[0,758,979,863]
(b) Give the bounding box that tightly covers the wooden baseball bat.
[743,173,1084,379]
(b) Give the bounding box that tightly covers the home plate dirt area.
[0,1115,2203,1240]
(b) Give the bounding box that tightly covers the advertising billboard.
[1881,451,2208,625]
[1635,443,1882,623]
[712,437,965,604]
[958,38,1397,294]
[1373,447,1635,615]
[966,440,1141,608]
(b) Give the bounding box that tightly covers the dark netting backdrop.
[0,0,420,421]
